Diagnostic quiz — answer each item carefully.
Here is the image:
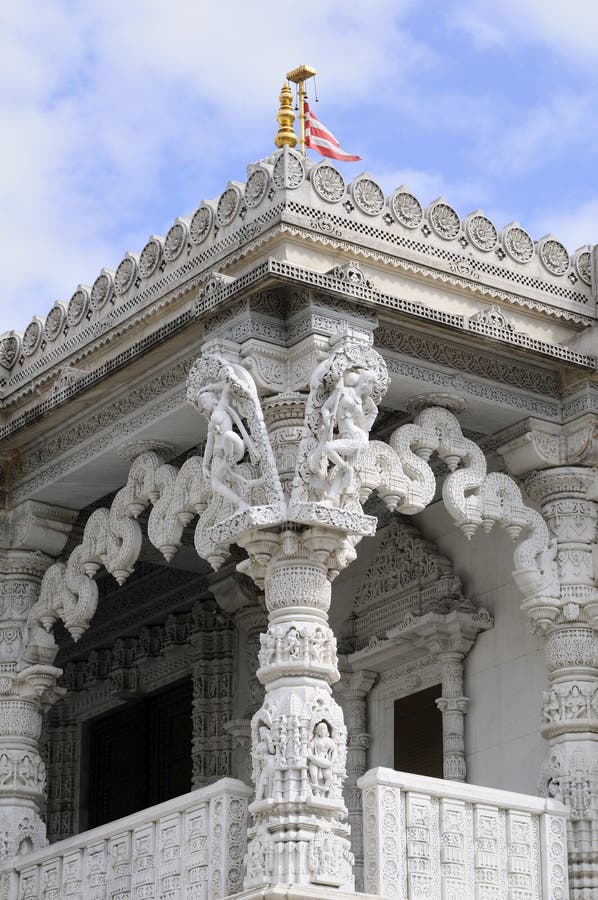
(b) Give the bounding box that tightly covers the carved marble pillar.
[227,603,268,784]
[241,533,362,891]
[0,502,75,859]
[499,417,598,894]
[189,606,235,788]
[436,651,468,782]
[43,704,79,843]
[335,669,377,892]
[524,466,598,895]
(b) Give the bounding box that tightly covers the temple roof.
[0,146,595,416]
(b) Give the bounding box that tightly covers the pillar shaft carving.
[43,706,79,844]
[436,651,468,782]
[335,670,376,893]
[189,610,234,788]
[0,503,75,861]
[501,453,598,897]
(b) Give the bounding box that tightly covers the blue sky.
[1,0,597,334]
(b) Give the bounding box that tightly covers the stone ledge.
[227,887,384,900]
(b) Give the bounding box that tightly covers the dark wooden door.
[150,681,193,805]
[394,684,444,779]
[87,679,192,827]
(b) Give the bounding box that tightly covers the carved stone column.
[0,502,75,859]
[436,651,468,782]
[189,605,235,788]
[336,669,377,892]
[43,705,79,843]
[241,534,355,890]
[183,329,394,893]
[226,603,268,784]
[499,415,598,894]
[525,466,598,894]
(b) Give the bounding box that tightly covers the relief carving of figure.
[16,756,35,787]
[309,368,378,505]
[307,721,335,797]
[255,725,278,801]
[296,337,389,510]
[310,627,326,664]
[260,631,277,667]
[198,383,259,512]
[187,351,284,521]
[543,689,560,723]
[0,755,11,786]
[565,684,587,719]
[284,627,301,661]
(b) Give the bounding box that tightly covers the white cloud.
[529,196,598,252]
[450,0,598,66]
[373,166,492,216]
[473,91,594,178]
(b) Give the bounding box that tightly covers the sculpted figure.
[261,631,276,666]
[188,352,284,524]
[307,721,335,797]
[310,367,378,505]
[255,725,277,801]
[543,689,559,723]
[198,384,258,511]
[16,756,35,787]
[0,754,11,785]
[285,627,301,661]
[565,684,586,719]
[310,628,325,663]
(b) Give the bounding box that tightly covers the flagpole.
[287,64,317,158]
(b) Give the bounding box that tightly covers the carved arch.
[358,406,559,632]
[20,450,208,667]
[22,404,558,668]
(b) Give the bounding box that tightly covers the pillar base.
[226,887,384,900]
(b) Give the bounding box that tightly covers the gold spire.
[274,81,297,149]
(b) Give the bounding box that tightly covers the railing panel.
[0,778,250,900]
[359,768,569,900]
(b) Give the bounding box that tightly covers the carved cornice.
[2,255,594,449]
[0,549,53,579]
[376,322,560,397]
[10,352,197,505]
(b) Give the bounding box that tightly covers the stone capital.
[335,669,377,701]
[497,415,598,478]
[0,501,77,556]
[525,466,598,505]
[210,568,259,616]
[0,549,54,580]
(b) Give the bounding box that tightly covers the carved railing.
[0,778,251,900]
[359,768,569,900]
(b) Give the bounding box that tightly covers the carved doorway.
[86,678,193,828]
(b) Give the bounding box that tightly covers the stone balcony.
[359,768,569,900]
[0,779,251,900]
[0,770,569,899]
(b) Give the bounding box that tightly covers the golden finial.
[274,81,297,149]
[286,65,317,157]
